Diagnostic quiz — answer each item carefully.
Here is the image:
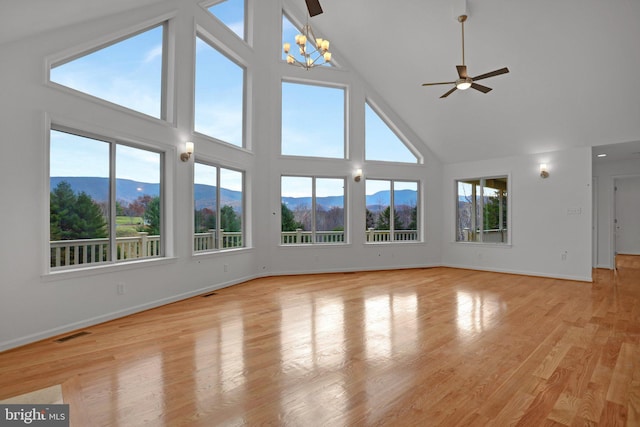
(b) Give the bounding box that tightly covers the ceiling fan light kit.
[422,14,509,98]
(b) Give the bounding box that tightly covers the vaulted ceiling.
[303,0,640,164]
[3,0,640,164]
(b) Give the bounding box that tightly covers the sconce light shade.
[539,163,549,178]
[181,141,194,162]
[354,168,363,182]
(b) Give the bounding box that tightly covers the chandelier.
[283,22,332,70]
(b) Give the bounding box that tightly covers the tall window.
[281,82,345,158]
[365,102,418,163]
[456,176,508,243]
[194,162,244,252]
[281,176,345,244]
[50,24,165,119]
[50,128,163,269]
[365,180,419,242]
[194,35,245,147]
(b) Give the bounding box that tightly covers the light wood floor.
[1,258,639,426]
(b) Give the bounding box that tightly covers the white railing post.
[367,227,374,242]
[218,228,224,249]
[138,232,148,257]
[208,229,216,250]
[296,228,302,244]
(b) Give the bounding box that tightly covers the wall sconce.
[539,163,549,178]
[354,168,363,182]
[181,141,194,162]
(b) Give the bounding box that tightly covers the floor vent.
[202,292,218,298]
[54,331,91,343]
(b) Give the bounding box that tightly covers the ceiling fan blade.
[472,67,509,81]
[305,0,323,16]
[471,83,492,93]
[440,87,457,98]
[422,81,455,87]
[456,65,468,78]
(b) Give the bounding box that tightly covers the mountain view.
[51,177,417,213]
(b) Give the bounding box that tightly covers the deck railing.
[51,228,419,267]
[280,228,418,244]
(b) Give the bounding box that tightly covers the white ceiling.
[306,0,640,163]
[3,0,639,165]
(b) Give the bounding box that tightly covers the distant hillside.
[50,177,242,210]
[51,177,417,212]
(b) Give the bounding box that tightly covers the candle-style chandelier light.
[283,20,332,70]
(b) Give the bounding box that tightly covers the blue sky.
[49,1,417,194]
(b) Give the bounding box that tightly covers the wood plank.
[0,259,639,426]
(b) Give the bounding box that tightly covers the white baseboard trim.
[441,263,593,283]
[0,274,256,353]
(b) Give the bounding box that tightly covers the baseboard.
[441,263,593,283]
[0,274,256,353]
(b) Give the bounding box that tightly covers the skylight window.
[50,25,165,119]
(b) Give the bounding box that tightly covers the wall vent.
[54,331,91,343]
[202,292,218,298]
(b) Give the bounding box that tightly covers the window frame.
[193,29,248,149]
[280,175,347,245]
[280,80,347,160]
[48,124,167,272]
[193,159,246,254]
[47,18,174,123]
[454,175,510,245]
[364,178,421,244]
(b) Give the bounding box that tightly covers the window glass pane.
[281,176,312,243]
[482,178,508,243]
[220,168,243,248]
[116,145,161,258]
[456,177,508,243]
[315,178,344,243]
[50,26,164,118]
[281,82,344,158]
[394,181,418,241]
[50,130,110,267]
[365,103,417,163]
[208,0,245,39]
[365,179,391,242]
[195,36,244,147]
[194,163,218,250]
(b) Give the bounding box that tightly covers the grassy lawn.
[116,216,143,237]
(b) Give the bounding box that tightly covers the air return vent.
[54,331,91,343]
[201,292,218,298]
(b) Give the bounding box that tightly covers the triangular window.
[207,0,245,40]
[365,102,418,163]
[50,25,165,119]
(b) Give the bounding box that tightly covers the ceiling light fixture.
[456,78,472,90]
[283,19,331,70]
[596,153,607,158]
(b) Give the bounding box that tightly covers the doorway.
[614,176,640,266]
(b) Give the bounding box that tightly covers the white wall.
[441,147,593,282]
[593,157,640,268]
[0,1,442,351]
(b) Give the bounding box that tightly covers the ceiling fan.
[305,0,323,17]
[422,15,509,98]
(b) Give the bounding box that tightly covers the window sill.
[42,257,178,281]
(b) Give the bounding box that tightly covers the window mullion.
[216,167,221,249]
[109,142,117,263]
[311,177,317,243]
[389,180,395,241]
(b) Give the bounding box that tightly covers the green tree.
[376,206,403,230]
[484,195,505,230]
[281,203,303,231]
[50,181,107,240]
[142,196,161,235]
[220,205,241,232]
